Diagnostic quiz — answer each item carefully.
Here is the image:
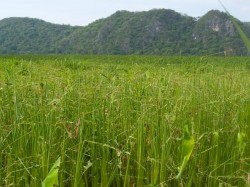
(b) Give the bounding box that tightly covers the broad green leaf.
[176,126,195,180]
[42,157,61,187]
[237,132,246,156]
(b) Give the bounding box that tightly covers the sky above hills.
[1,0,250,26]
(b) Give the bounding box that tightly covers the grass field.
[0,55,249,186]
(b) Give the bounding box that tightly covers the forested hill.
[0,9,250,55]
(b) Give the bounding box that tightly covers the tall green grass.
[0,55,249,186]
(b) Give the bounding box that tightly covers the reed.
[0,55,249,186]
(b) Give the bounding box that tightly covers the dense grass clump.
[0,55,249,186]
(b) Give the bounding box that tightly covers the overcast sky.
[1,0,250,26]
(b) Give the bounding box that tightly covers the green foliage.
[0,55,249,186]
[237,132,246,156]
[0,18,76,54]
[0,9,250,55]
[176,126,195,180]
[42,157,61,187]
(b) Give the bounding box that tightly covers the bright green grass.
[0,55,249,186]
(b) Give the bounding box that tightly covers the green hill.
[0,17,77,54]
[0,9,249,55]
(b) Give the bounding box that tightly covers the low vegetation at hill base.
[0,55,249,186]
[0,9,250,55]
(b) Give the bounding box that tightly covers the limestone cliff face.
[191,10,249,55]
[193,10,236,39]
